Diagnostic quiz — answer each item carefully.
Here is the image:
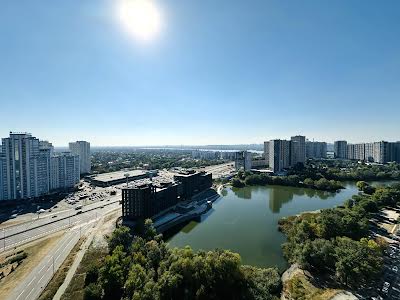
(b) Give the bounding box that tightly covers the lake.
[167,181,396,270]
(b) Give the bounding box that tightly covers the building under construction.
[121,171,212,221]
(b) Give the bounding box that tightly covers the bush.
[231,178,245,188]
[84,283,102,300]
[8,252,27,264]
[85,264,99,285]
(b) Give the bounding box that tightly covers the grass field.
[0,232,64,299]
[61,245,107,300]
[285,272,342,300]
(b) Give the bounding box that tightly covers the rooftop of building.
[123,174,178,190]
[90,169,148,183]
[172,169,198,177]
[9,131,31,135]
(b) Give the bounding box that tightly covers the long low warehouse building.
[86,170,157,187]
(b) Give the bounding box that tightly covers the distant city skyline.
[0,129,400,147]
[1,0,400,146]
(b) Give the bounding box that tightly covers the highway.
[8,220,96,300]
[0,196,120,253]
[6,204,120,300]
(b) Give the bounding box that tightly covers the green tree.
[298,239,335,272]
[303,178,314,187]
[231,178,245,188]
[334,237,383,287]
[356,181,368,191]
[124,264,148,296]
[107,226,132,253]
[242,266,281,300]
[143,219,157,241]
[100,246,129,299]
[83,283,102,300]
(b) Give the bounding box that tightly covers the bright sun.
[117,0,162,42]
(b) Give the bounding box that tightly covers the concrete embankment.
[154,189,220,233]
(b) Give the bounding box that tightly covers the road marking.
[39,264,46,273]
[1,205,120,252]
[25,287,35,300]
[27,276,36,287]
[38,272,46,284]
[16,289,25,300]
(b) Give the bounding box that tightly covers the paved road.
[6,204,120,300]
[1,193,120,235]
[0,197,120,253]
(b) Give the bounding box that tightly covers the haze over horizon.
[1,0,399,146]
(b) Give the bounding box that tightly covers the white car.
[393,266,398,273]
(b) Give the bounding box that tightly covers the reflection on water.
[268,187,294,213]
[181,221,199,234]
[268,186,333,213]
[231,187,252,199]
[220,188,228,197]
[167,181,397,269]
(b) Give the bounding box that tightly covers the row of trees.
[83,220,282,300]
[231,171,343,192]
[289,160,400,182]
[279,182,400,288]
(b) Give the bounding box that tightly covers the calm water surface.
[167,181,396,270]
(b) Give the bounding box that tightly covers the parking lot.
[0,181,120,231]
[373,234,400,299]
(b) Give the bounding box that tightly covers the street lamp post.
[3,229,5,251]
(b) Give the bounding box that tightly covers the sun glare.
[117,0,162,42]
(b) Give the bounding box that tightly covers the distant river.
[167,181,397,270]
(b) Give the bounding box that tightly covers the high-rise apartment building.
[365,143,374,162]
[334,141,348,159]
[69,141,91,174]
[290,136,306,165]
[39,140,54,156]
[347,144,355,161]
[264,141,270,162]
[394,142,400,162]
[0,133,51,200]
[344,141,400,164]
[269,139,291,173]
[387,142,400,163]
[50,153,80,190]
[0,151,4,201]
[373,141,388,164]
[234,151,252,171]
[306,141,327,159]
[0,132,82,201]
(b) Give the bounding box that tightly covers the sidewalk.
[52,218,103,300]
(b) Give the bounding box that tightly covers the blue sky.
[0,0,399,146]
